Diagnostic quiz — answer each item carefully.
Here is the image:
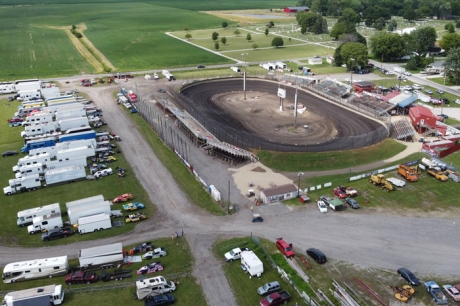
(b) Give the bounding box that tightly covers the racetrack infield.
[180,79,386,152]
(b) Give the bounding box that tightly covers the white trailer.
[230,66,241,73]
[17,203,61,227]
[17,90,41,102]
[46,96,77,106]
[68,200,111,224]
[66,195,105,212]
[21,122,59,138]
[276,61,287,69]
[4,174,41,196]
[78,243,123,269]
[15,105,44,117]
[241,250,263,277]
[77,213,112,234]
[29,146,58,159]
[44,165,86,186]
[58,117,89,131]
[2,284,64,306]
[55,104,84,114]
[41,102,81,114]
[135,276,177,300]
[56,145,95,161]
[57,138,97,149]
[15,163,45,178]
[2,256,68,283]
[161,70,175,81]
[14,80,41,93]
[27,212,63,234]
[14,153,51,172]
[40,87,61,100]
[0,82,16,94]
[46,157,87,170]
[55,109,86,122]
[22,112,53,126]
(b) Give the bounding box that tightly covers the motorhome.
[55,146,95,161]
[1,284,64,306]
[17,90,41,102]
[135,276,177,299]
[15,105,43,117]
[14,153,51,172]
[161,70,175,81]
[2,256,68,283]
[21,122,59,138]
[17,203,61,227]
[0,82,16,94]
[15,163,45,178]
[27,212,63,234]
[22,112,53,127]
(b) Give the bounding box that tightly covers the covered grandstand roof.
[397,96,418,107]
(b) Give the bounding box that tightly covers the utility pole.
[241,53,248,100]
[294,73,298,128]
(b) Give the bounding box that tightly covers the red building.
[408,105,437,129]
[353,81,375,92]
[284,6,310,13]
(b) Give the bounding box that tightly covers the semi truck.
[68,200,111,224]
[77,213,112,234]
[55,145,95,161]
[58,130,96,143]
[78,243,123,269]
[21,137,56,153]
[46,157,87,170]
[17,203,61,227]
[21,122,59,138]
[58,117,89,132]
[13,153,51,172]
[22,112,53,127]
[55,108,86,122]
[44,165,86,186]
[1,284,64,306]
[27,212,63,234]
[4,174,42,195]
[15,163,45,178]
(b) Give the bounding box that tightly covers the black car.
[2,150,18,157]
[306,248,327,264]
[145,294,175,306]
[397,268,420,286]
[252,214,263,222]
[345,198,360,209]
[197,64,206,68]
[442,98,450,104]
[41,228,75,241]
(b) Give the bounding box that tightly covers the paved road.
[2,75,460,305]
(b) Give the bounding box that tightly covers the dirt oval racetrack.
[180,79,387,152]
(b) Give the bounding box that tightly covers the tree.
[373,17,386,30]
[184,26,190,32]
[234,29,241,36]
[271,37,284,48]
[439,33,460,53]
[333,43,344,67]
[456,20,460,29]
[418,6,432,18]
[221,37,227,45]
[322,18,329,34]
[387,19,397,32]
[246,33,252,42]
[403,9,416,21]
[340,33,366,46]
[75,32,83,38]
[413,27,437,57]
[340,42,368,70]
[265,28,269,36]
[269,21,275,27]
[297,12,317,32]
[312,15,324,34]
[212,32,219,41]
[444,47,460,84]
[370,32,405,61]
[445,23,455,33]
[72,25,76,30]
[214,42,219,50]
[338,8,361,25]
[330,21,356,39]
[387,23,395,32]
[252,43,259,50]
[222,22,228,29]
[185,33,192,40]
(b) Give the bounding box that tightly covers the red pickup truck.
[260,291,291,306]
[65,271,98,285]
[276,238,295,258]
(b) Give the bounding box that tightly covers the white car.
[404,71,412,76]
[413,90,420,94]
[455,99,460,104]
[142,247,168,259]
[317,200,328,213]
[412,84,422,90]
[94,168,113,178]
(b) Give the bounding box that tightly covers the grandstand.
[391,118,415,140]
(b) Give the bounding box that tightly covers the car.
[319,195,333,204]
[252,214,263,222]
[440,114,449,119]
[345,198,360,209]
[41,227,74,241]
[94,168,113,177]
[436,89,444,94]
[136,261,163,275]
[317,200,328,213]
[144,294,175,306]
[83,82,92,87]
[123,202,145,211]
[2,150,18,157]
[197,64,206,68]
[333,187,346,199]
[112,193,133,203]
[276,238,295,258]
[443,285,460,302]
[306,248,327,264]
[125,212,147,223]
[424,89,433,95]
[455,99,460,105]
[129,242,153,255]
[397,268,420,286]
[397,75,407,80]
[412,90,420,94]
[442,98,450,104]
[339,186,358,197]
[257,281,281,296]
[412,84,422,90]
[142,247,168,259]
[9,121,22,127]
[404,71,412,76]
[157,88,166,93]
[7,117,23,123]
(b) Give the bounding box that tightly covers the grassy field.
[257,139,406,172]
[0,238,207,306]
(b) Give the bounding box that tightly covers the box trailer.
[57,138,97,149]
[4,174,42,196]
[22,112,53,127]
[68,200,111,224]
[161,70,175,81]
[58,131,96,143]
[78,242,122,269]
[15,163,45,178]
[2,256,68,284]
[66,194,104,211]
[27,212,63,234]
[77,213,112,234]
[15,80,41,92]
[41,102,81,115]
[58,117,89,131]
[46,157,87,170]
[44,165,86,186]
[55,109,86,122]
[2,284,64,306]
[21,122,59,138]
[29,146,59,159]
[14,153,51,172]
[56,145,95,161]
[21,137,56,153]
[40,87,61,100]
[241,251,263,277]
[17,203,61,227]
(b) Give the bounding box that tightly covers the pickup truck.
[41,227,74,241]
[65,271,98,285]
[260,291,291,306]
[425,281,448,304]
[427,168,449,182]
[224,247,249,262]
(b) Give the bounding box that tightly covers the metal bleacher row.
[391,119,415,140]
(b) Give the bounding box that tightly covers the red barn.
[284,6,310,13]
[408,105,436,129]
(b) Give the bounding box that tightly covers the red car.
[333,187,346,199]
[276,238,295,258]
[7,117,23,123]
[112,193,133,203]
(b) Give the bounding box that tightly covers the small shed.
[284,6,310,13]
[259,184,298,204]
[408,105,437,129]
[308,57,323,65]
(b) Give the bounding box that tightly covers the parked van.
[306,248,327,264]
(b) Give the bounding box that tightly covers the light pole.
[350,58,355,90]
[241,53,248,100]
[294,72,299,128]
[440,92,444,116]
[297,172,304,197]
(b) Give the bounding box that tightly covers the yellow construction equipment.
[369,174,395,192]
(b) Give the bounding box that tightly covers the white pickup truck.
[224,247,249,262]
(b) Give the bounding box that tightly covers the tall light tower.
[241,53,248,100]
[294,72,299,128]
